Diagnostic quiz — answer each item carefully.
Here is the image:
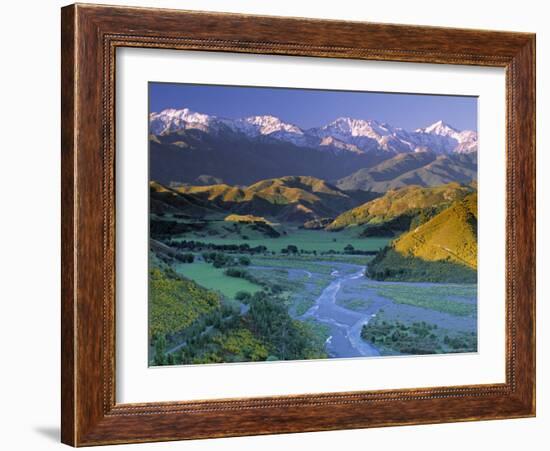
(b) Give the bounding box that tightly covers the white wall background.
[0,0,546,449]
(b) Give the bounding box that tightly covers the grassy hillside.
[327,183,473,231]
[151,176,369,224]
[393,192,477,268]
[367,193,477,283]
[150,181,224,217]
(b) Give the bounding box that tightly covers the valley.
[149,176,478,364]
[147,100,479,366]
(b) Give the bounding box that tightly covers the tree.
[239,256,251,266]
[176,252,194,263]
[344,244,355,253]
[153,334,167,366]
[235,291,252,302]
[286,245,298,254]
[224,268,246,278]
[213,253,227,268]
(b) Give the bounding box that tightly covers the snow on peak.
[416,120,459,137]
[149,108,214,135]
[319,117,393,139]
[228,115,308,146]
[239,115,304,136]
[318,136,363,154]
[148,107,478,154]
[412,120,477,153]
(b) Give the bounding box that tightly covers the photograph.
[148,83,479,366]
[1,0,543,448]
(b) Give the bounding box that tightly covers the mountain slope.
[149,108,478,187]
[366,192,477,283]
[149,128,387,186]
[415,120,478,154]
[336,151,477,192]
[149,181,225,216]
[327,183,473,231]
[393,192,478,269]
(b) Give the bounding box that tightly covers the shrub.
[224,268,248,278]
[239,256,251,266]
[235,291,252,302]
[175,253,194,263]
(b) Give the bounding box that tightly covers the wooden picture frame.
[61,3,536,446]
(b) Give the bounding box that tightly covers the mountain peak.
[316,117,393,140]
[149,106,477,154]
[149,108,214,135]
[152,107,212,122]
[244,114,282,123]
[242,115,303,134]
[417,120,459,136]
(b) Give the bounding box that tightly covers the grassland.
[174,226,389,253]
[368,283,477,317]
[174,262,262,299]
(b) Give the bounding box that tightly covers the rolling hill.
[149,181,224,217]
[367,193,478,283]
[327,183,474,231]
[393,192,478,269]
[151,176,375,224]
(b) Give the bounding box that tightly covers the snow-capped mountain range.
[149,108,477,155]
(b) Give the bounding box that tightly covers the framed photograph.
[61,3,536,446]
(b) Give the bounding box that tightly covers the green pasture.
[174,262,262,299]
[175,226,390,254]
[368,283,477,317]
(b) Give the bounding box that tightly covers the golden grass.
[393,193,477,269]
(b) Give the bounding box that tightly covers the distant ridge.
[149,108,478,187]
[336,151,477,192]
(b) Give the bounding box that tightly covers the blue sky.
[149,82,477,132]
